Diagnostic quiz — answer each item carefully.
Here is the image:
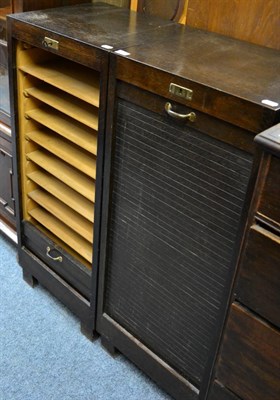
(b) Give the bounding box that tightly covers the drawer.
[257,155,280,229]
[23,221,91,299]
[236,224,280,327]
[216,303,280,400]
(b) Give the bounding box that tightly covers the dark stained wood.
[9,19,104,71]
[186,0,280,50]
[257,155,280,229]
[207,380,242,400]
[216,303,280,400]
[236,225,280,328]
[8,3,173,51]
[0,134,15,226]
[23,221,92,299]
[13,0,86,13]
[137,0,185,22]
[98,316,198,400]
[115,24,280,133]
[19,247,92,323]
[118,80,255,153]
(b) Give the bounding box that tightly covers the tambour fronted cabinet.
[8,3,173,337]
[96,25,280,400]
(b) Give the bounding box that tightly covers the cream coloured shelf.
[27,170,94,222]
[19,59,100,107]
[26,129,96,178]
[29,207,93,263]
[26,107,97,154]
[24,85,99,130]
[29,189,94,243]
[27,150,95,202]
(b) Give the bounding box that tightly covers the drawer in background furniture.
[236,224,280,327]
[207,380,241,400]
[216,303,280,400]
[257,155,280,230]
[23,221,91,299]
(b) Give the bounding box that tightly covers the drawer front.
[257,155,280,229]
[216,303,280,400]
[23,221,91,299]
[236,224,280,327]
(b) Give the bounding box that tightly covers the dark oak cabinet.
[8,3,280,400]
[96,27,280,400]
[8,2,173,336]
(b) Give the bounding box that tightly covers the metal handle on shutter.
[46,246,63,262]
[165,102,196,122]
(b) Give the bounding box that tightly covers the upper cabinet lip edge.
[113,50,280,134]
[7,17,106,71]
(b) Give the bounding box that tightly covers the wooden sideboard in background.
[131,0,280,49]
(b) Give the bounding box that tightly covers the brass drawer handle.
[165,102,196,122]
[46,246,62,262]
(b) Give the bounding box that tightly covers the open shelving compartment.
[16,41,101,306]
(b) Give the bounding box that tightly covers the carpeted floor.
[0,233,170,400]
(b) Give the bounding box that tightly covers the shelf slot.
[27,150,95,202]
[28,189,93,243]
[27,170,94,222]
[26,129,96,178]
[29,207,93,263]
[19,59,100,107]
[26,107,97,155]
[24,85,99,130]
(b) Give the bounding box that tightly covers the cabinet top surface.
[120,23,280,112]
[8,2,173,49]
[8,2,280,114]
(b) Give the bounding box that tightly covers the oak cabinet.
[96,26,280,399]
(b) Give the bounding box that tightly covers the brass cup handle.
[46,246,62,262]
[165,102,196,122]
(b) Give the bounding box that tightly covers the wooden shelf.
[27,170,94,222]
[27,150,95,202]
[29,207,93,263]
[24,85,99,130]
[28,189,93,243]
[26,107,97,154]
[26,129,96,178]
[19,59,100,106]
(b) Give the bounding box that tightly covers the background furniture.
[131,0,280,49]
[208,124,280,400]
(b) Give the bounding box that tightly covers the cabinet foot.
[80,322,98,341]
[22,269,38,288]
[101,336,119,357]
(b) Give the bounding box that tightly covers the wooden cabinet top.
[8,2,280,133]
[115,23,280,133]
[8,2,173,49]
